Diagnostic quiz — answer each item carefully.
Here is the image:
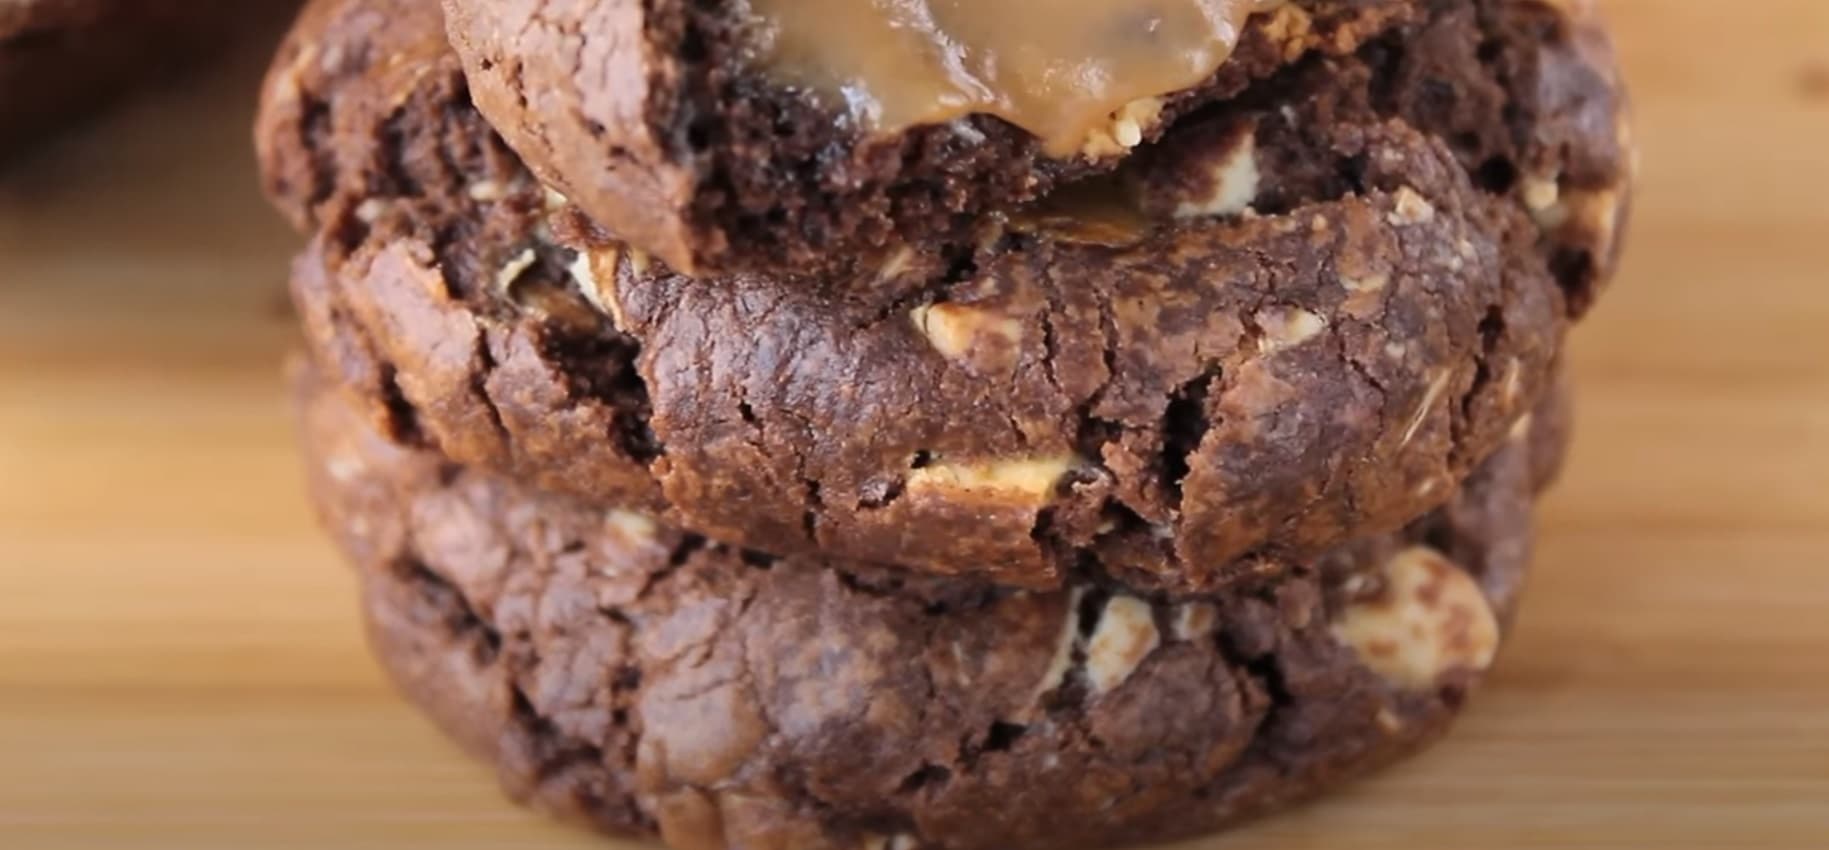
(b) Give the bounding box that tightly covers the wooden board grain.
[2,2,1827,847]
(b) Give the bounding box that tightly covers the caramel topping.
[745,0,1280,157]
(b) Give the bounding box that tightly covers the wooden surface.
[2,2,1827,847]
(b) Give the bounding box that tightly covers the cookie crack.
[630,533,715,605]
[1159,367,1221,510]
[1454,306,1508,451]
[374,364,427,446]
[469,330,515,453]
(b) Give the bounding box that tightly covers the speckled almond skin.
[259,0,1624,593]
[0,0,292,154]
[300,358,1566,850]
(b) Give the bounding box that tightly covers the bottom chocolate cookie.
[299,362,1564,850]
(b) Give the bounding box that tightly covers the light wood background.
[2,2,1826,847]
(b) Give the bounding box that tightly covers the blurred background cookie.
[0,1,301,156]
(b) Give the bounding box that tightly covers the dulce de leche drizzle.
[744,0,1282,157]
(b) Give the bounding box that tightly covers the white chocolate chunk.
[1175,131,1260,219]
[1173,602,1219,642]
[1332,547,1500,689]
[910,302,1023,363]
[1387,187,1437,225]
[1255,306,1326,353]
[1084,596,1161,694]
[493,248,539,295]
[906,454,1075,503]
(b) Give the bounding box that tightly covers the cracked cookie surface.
[300,357,1563,850]
[260,0,1622,592]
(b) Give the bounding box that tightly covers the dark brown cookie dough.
[434,0,1629,289]
[0,0,290,155]
[260,0,1614,592]
[264,0,1631,309]
[1374,0,1634,312]
[435,0,1419,276]
[299,358,1560,850]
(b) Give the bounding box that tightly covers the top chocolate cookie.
[437,0,1626,284]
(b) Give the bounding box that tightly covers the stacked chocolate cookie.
[257,1,1632,848]
[0,0,293,155]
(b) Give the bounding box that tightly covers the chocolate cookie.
[261,0,1614,592]
[434,0,1416,276]
[434,0,1629,289]
[299,357,1561,850]
[0,0,287,154]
